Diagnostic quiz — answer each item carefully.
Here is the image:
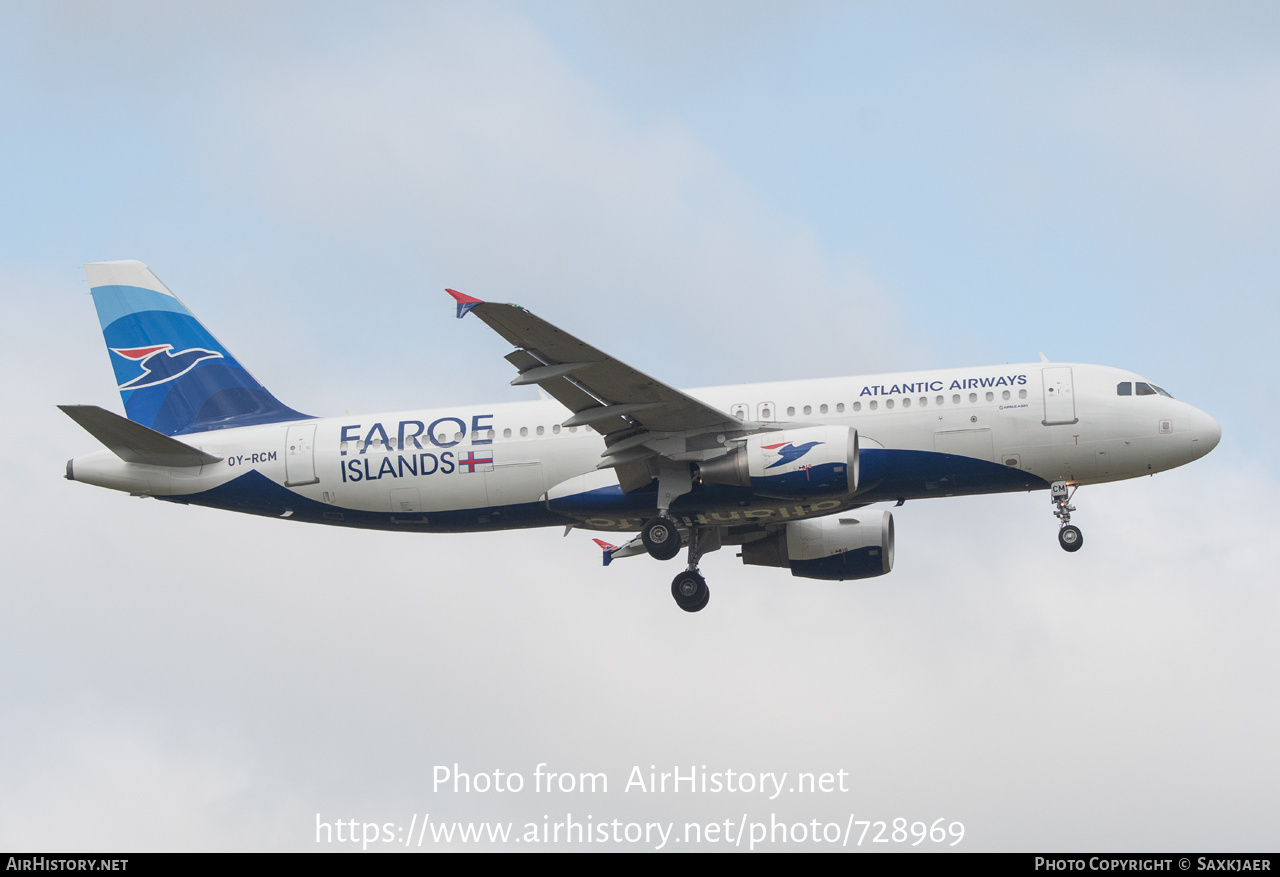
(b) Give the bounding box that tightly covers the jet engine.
[698,425,859,500]
[740,510,894,581]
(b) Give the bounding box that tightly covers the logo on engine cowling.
[760,441,823,469]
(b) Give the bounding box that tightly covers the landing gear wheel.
[642,516,681,561]
[671,571,710,612]
[1058,525,1083,552]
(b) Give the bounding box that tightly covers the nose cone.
[1189,407,1221,460]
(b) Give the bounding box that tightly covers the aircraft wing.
[449,290,774,490]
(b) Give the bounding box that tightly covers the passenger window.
[503,428,512,438]
[869,401,877,410]
[886,399,895,409]
[968,393,977,403]
[1117,382,1132,396]
[819,404,828,414]
[803,405,812,415]
[536,426,544,436]
[787,406,795,417]
[853,402,861,412]
[836,403,845,413]
[552,425,560,434]
[902,398,911,408]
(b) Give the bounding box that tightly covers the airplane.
[61,260,1221,612]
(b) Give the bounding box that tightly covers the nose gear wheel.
[1050,481,1083,552]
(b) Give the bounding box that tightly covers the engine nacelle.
[741,511,894,581]
[699,425,859,500]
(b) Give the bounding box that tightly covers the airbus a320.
[62,261,1221,612]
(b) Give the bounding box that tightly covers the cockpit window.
[1121,380,1174,399]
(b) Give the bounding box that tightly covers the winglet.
[592,538,619,567]
[446,288,483,320]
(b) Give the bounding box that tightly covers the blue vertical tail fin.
[85,260,311,436]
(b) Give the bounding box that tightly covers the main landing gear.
[643,463,714,611]
[672,569,709,612]
[643,462,693,563]
[639,515,713,612]
[671,526,710,612]
[1051,480,1084,552]
[641,515,682,561]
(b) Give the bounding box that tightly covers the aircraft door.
[1041,367,1077,425]
[285,424,319,486]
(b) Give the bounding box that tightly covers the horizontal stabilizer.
[59,405,222,467]
[591,534,649,566]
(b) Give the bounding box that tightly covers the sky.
[1,0,1277,852]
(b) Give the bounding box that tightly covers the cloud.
[1,2,1272,852]
[188,5,901,385]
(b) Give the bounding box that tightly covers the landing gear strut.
[670,526,711,612]
[643,463,692,562]
[1051,480,1083,552]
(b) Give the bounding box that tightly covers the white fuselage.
[68,362,1220,532]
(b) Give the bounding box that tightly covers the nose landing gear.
[1051,480,1084,552]
[1058,524,1083,551]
